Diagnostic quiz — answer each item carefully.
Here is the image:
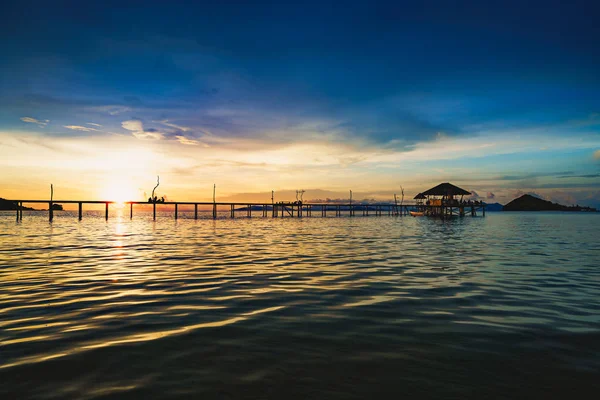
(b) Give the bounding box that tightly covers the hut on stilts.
[421,182,485,217]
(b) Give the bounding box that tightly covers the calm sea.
[1,211,599,399]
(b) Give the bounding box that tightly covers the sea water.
[1,211,599,398]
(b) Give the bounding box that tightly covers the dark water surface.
[1,211,599,399]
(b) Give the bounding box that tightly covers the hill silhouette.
[0,198,35,211]
[503,194,596,212]
[484,202,504,211]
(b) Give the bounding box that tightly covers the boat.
[410,211,425,217]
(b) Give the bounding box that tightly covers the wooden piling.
[78,202,82,220]
[194,204,198,220]
[105,202,109,220]
[153,203,156,221]
[130,202,133,219]
[49,184,54,222]
[174,203,178,220]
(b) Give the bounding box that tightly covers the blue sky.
[1,0,599,206]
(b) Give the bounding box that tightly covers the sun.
[100,180,138,204]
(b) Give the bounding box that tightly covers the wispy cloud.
[87,123,102,127]
[64,125,99,132]
[20,117,49,127]
[175,135,206,146]
[158,120,191,132]
[91,105,132,115]
[557,173,600,179]
[121,120,163,140]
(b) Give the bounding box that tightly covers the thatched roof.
[422,183,470,197]
[413,193,426,199]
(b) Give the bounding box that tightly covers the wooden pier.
[9,199,485,222]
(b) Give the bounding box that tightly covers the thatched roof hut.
[413,193,426,200]
[422,183,470,197]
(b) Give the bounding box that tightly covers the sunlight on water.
[1,211,599,398]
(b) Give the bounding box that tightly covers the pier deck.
[9,199,486,221]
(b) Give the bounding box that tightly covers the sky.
[1,0,599,206]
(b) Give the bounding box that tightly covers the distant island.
[0,198,35,211]
[0,198,64,211]
[503,194,597,212]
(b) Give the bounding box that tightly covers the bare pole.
[49,184,54,222]
[400,186,405,216]
[212,184,216,219]
[271,190,275,218]
[350,190,353,216]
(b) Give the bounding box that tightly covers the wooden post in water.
[16,203,19,221]
[271,190,275,218]
[194,204,198,220]
[49,184,54,222]
[212,184,217,219]
[153,203,156,221]
[78,202,82,220]
[105,202,109,220]
[130,203,133,219]
[174,203,178,220]
[349,190,353,217]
